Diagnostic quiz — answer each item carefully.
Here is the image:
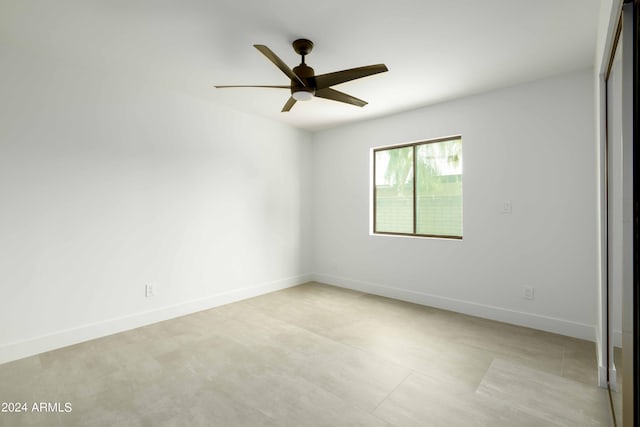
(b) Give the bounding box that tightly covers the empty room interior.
[1,0,638,426]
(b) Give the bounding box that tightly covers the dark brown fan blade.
[254,45,306,87]
[314,64,388,90]
[281,97,297,112]
[315,88,367,107]
[214,85,291,89]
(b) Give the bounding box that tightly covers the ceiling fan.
[215,39,388,112]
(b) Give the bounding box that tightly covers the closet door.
[607,3,637,425]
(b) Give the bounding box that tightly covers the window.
[373,136,463,239]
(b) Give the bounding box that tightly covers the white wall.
[0,35,312,363]
[312,69,598,340]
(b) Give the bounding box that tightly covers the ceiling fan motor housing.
[292,63,316,98]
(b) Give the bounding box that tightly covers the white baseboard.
[598,364,609,388]
[0,274,311,365]
[311,273,596,342]
[596,349,619,391]
[608,365,618,391]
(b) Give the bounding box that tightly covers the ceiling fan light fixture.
[292,89,314,101]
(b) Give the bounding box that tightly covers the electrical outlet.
[523,287,534,300]
[145,284,154,298]
[502,200,513,214]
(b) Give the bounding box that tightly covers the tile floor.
[0,282,617,426]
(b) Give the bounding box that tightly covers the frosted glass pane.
[375,146,414,233]
[415,139,462,237]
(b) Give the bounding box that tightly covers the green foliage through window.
[374,136,462,238]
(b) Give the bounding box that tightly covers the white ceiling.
[2,0,602,132]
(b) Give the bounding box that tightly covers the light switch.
[502,200,512,214]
